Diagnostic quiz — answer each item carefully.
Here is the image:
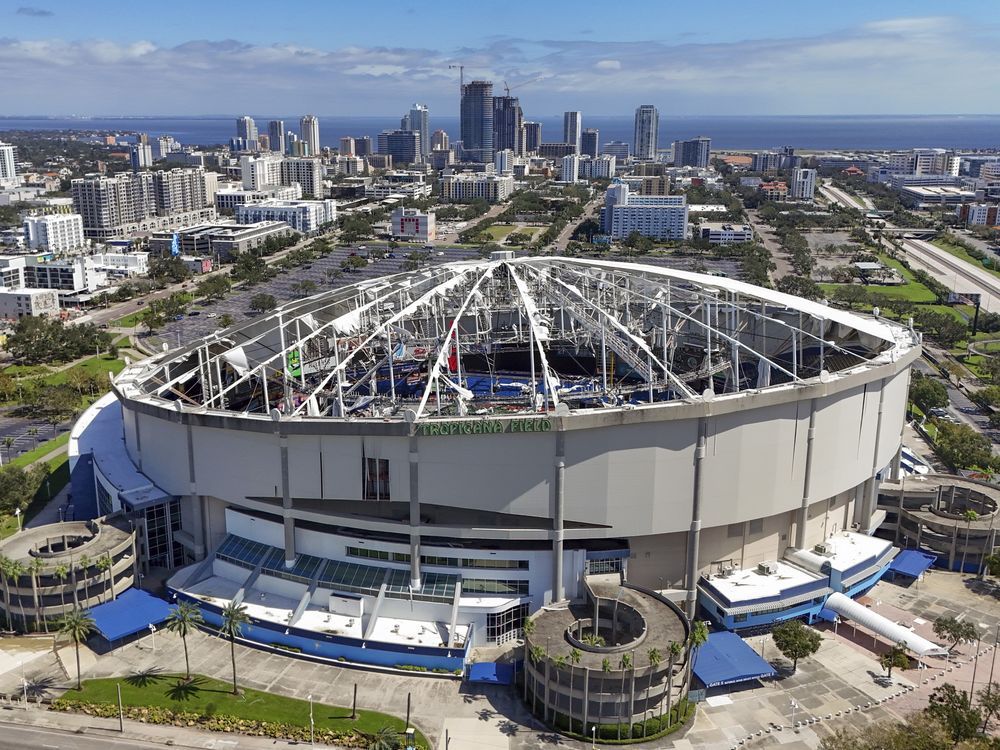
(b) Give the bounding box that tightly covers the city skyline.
[3,1,1000,116]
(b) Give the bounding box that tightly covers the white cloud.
[0,16,996,115]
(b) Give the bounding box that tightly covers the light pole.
[971,624,988,697]
[20,660,27,709]
[307,693,314,746]
[148,623,156,651]
[14,507,21,533]
[591,725,596,748]
[117,682,124,732]
[790,698,798,731]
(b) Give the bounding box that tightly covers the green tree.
[165,600,204,680]
[196,275,232,301]
[218,314,235,328]
[644,648,661,737]
[53,563,69,613]
[819,712,955,750]
[926,683,982,743]
[248,293,278,314]
[771,619,822,672]
[978,682,1000,733]
[776,275,823,300]
[58,608,96,690]
[367,726,400,750]
[148,256,191,284]
[663,640,682,726]
[909,373,949,413]
[934,422,994,471]
[291,280,318,298]
[220,601,249,694]
[94,556,112,603]
[568,647,581,733]
[933,616,979,653]
[879,642,909,679]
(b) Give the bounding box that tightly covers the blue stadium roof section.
[692,631,777,688]
[888,549,937,579]
[467,662,515,685]
[89,588,176,642]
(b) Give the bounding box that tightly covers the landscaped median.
[55,674,428,748]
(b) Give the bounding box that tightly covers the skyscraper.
[268,120,286,155]
[633,105,659,161]
[378,130,422,165]
[405,104,430,158]
[492,96,523,155]
[236,116,258,151]
[300,115,320,157]
[460,80,494,163]
[129,143,152,171]
[563,112,582,154]
[354,136,372,157]
[339,137,355,156]
[431,130,449,151]
[523,122,542,154]
[672,137,711,168]
[581,129,600,159]
[0,141,18,189]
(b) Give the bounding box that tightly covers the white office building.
[697,222,754,245]
[439,172,515,203]
[240,153,283,190]
[214,184,303,214]
[561,155,580,183]
[300,115,321,157]
[391,207,436,242]
[130,143,153,170]
[236,199,337,234]
[494,149,515,175]
[23,213,85,253]
[0,142,17,189]
[789,168,817,200]
[602,180,687,240]
[0,288,59,319]
[280,158,323,198]
[633,105,659,161]
[579,154,616,180]
[91,252,150,277]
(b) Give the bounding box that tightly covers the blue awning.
[467,662,514,685]
[693,631,777,688]
[89,588,176,642]
[888,550,937,579]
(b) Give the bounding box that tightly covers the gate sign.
[287,350,302,378]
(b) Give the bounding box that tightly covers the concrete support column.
[861,380,888,533]
[184,423,205,561]
[950,525,958,571]
[796,399,818,549]
[685,417,709,619]
[408,435,421,590]
[582,667,590,731]
[552,431,566,604]
[278,430,295,567]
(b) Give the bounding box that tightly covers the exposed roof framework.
[118,257,914,421]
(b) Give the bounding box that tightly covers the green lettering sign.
[418,418,553,437]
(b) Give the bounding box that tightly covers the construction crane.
[503,76,544,97]
[448,64,464,89]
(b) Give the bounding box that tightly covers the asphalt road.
[0,724,166,750]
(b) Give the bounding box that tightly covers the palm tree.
[645,648,662,737]
[165,601,204,681]
[663,640,683,726]
[601,657,612,733]
[7,560,28,631]
[528,645,546,715]
[53,564,69,614]
[368,726,399,750]
[569,647,581,734]
[58,608,95,690]
[553,655,567,725]
[687,621,709,695]
[28,557,45,632]
[0,557,14,630]
[77,555,90,604]
[2,436,14,462]
[220,601,249,694]
[27,427,39,450]
[618,652,633,739]
[95,556,112,602]
[961,510,979,574]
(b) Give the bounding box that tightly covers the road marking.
[42,744,60,749]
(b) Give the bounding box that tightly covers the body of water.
[1,114,999,152]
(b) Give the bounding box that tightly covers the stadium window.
[748,519,764,535]
[363,457,390,500]
[727,523,744,538]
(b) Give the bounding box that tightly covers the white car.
[207,313,218,318]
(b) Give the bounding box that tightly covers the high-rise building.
[494,149,515,175]
[154,136,178,160]
[563,111,582,154]
[339,137,355,156]
[492,96,523,155]
[581,129,599,159]
[789,168,817,200]
[268,120,286,155]
[236,116,259,151]
[603,141,630,160]
[578,154,617,180]
[602,180,687,240]
[405,104,430,158]
[0,141,17,189]
[431,130,449,151]
[240,153,283,190]
[280,157,324,198]
[672,137,711,169]
[561,155,580,183]
[354,136,372,157]
[129,143,153,171]
[300,115,320,157]
[151,168,209,216]
[523,122,542,154]
[23,213,85,253]
[633,105,659,161]
[377,130,422,165]
[460,80,494,163]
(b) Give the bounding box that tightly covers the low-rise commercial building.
[698,222,754,245]
[956,202,1000,226]
[214,184,302,214]
[391,206,436,242]
[759,181,788,202]
[899,185,977,207]
[90,252,150,277]
[439,172,514,203]
[0,287,60,319]
[236,199,337,234]
[149,221,295,261]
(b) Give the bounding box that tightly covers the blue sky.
[4,0,1000,116]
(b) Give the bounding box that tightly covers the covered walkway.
[693,631,777,689]
[822,592,947,657]
[89,588,176,643]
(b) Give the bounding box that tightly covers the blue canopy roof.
[89,588,176,642]
[888,549,937,579]
[467,662,514,685]
[693,631,777,688]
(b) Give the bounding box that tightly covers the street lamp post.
[148,623,156,651]
[591,725,596,748]
[14,507,21,533]
[307,693,314,746]
[971,624,988,697]
[20,660,27,709]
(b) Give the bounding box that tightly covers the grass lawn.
[818,282,936,303]
[42,354,126,388]
[931,238,1000,280]
[61,674,427,746]
[1,363,52,377]
[8,432,69,468]
[484,224,516,240]
[113,310,145,328]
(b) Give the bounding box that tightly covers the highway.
[0,724,170,749]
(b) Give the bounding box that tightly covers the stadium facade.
[70,255,919,665]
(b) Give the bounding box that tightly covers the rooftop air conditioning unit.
[757,561,778,575]
[813,543,831,556]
